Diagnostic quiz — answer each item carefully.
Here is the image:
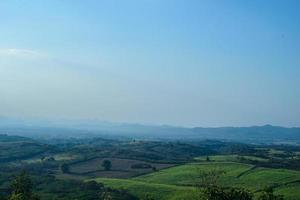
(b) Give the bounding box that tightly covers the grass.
[234,167,300,190]
[275,183,300,200]
[69,157,174,178]
[93,178,198,200]
[195,154,268,162]
[92,162,300,200]
[269,149,286,155]
[134,162,253,186]
[53,153,80,161]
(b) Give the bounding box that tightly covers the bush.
[60,163,69,173]
[258,187,284,200]
[102,160,112,171]
[202,185,253,200]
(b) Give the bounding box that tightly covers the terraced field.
[93,162,300,200]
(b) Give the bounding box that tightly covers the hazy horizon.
[1,0,300,127]
[1,115,299,129]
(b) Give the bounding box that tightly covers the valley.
[1,133,300,199]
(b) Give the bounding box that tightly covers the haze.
[0,0,299,127]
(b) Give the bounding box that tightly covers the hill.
[94,161,300,200]
[1,118,300,144]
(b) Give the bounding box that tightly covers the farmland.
[94,161,300,200]
[68,157,175,178]
[1,134,300,199]
[93,178,198,200]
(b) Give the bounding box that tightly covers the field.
[67,157,175,178]
[195,154,269,162]
[93,178,198,200]
[93,161,300,200]
[2,134,300,200]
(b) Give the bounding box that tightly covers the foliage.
[102,160,112,171]
[142,193,154,200]
[202,185,253,200]
[197,169,253,200]
[93,178,197,200]
[9,171,40,200]
[196,168,225,187]
[0,196,7,200]
[60,163,69,173]
[1,135,298,200]
[258,188,284,200]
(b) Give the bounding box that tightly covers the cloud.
[0,48,48,60]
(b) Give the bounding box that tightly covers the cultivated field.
[93,161,300,200]
[69,157,175,178]
[195,154,269,162]
[93,178,198,200]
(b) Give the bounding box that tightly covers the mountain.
[0,117,299,144]
[191,125,300,144]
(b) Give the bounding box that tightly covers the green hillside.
[93,178,198,200]
[93,162,300,200]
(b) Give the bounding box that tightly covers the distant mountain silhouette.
[0,117,299,144]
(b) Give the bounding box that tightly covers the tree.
[196,168,253,200]
[0,195,7,200]
[102,160,112,171]
[100,191,113,200]
[196,168,225,187]
[258,187,284,200]
[206,156,210,162]
[202,185,253,200]
[143,193,155,200]
[226,187,253,200]
[60,163,69,173]
[9,171,40,200]
[9,193,24,200]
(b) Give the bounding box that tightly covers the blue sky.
[0,0,299,127]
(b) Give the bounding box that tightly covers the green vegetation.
[92,161,300,200]
[275,183,300,200]
[1,134,300,199]
[102,160,112,171]
[9,171,40,200]
[60,163,69,173]
[67,158,174,179]
[202,185,253,200]
[195,155,269,162]
[258,188,284,200]
[92,178,197,200]
[0,172,138,200]
[0,140,51,163]
[134,162,252,186]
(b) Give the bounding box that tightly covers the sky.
[0,0,299,127]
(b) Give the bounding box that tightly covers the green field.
[68,157,175,178]
[93,161,300,200]
[195,154,269,162]
[2,134,300,200]
[275,183,300,200]
[93,178,198,200]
